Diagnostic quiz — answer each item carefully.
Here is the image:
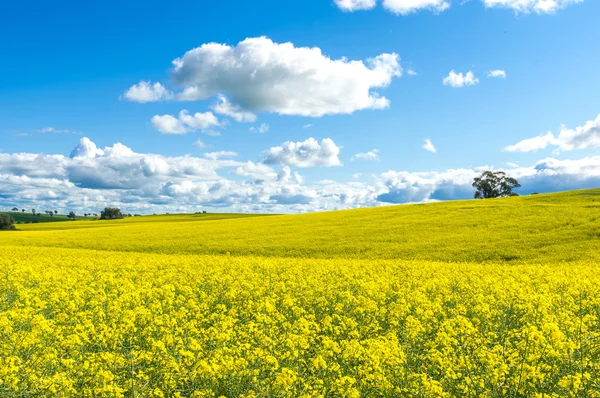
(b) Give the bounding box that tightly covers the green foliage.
[68,211,76,220]
[473,170,521,199]
[0,214,16,230]
[100,207,124,220]
[0,212,93,224]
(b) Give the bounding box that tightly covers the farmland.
[1,189,600,396]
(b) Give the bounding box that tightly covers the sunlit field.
[1,189,600,396]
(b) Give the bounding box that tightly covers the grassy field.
[0,211,95,224]
[1,189,600,396]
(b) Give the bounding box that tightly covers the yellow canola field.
[2,246,600,397]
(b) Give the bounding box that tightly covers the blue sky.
[1,0,599,213]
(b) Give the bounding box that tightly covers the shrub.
[100,207,124,220]
[0,214,16,230]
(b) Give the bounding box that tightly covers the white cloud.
[37,127,81,135]
[505,132,555,152]
[235,161,278,180]
[352,149,380,161]
[383,0,450,15]
[407,68,418,76]
[423,138,437,153]
[352,173,362,179]
[203,151,238,160]
[2,137,600,214]
[169,37,401,117]
[303,124,313,129]
[123,81,171,103]
[376,156,600,203]
[506,114,600,153]
[488,69,507,78]
[194,139,206,149]
[151,114,187,135]
[70,137,104,158]
[250,123,269,134]
[443,70,479,88]
[334,0,377,11]
[151,110,219,134]
[263,138,342,168]
[211,95,257,123]
[482,0,583,14]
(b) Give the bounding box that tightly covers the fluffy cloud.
[506,114,600,153]
[3,137,600,214]
[235,161,278,180]
[334,0,377,11]
[211,95,257,123]
[376,156,600,203]
[352,149,380,161]
[166,37,400,117]
[204,151,238,160]
[423,138,437,153]
[263,138,342,168]
[488,69,507,78]
[123,81,171,103]
[482,0,582,14]
[383,0,450,14]
[443,70,479,88]
[152,110,219,134]
[250,123,269,134]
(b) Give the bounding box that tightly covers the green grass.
[1,188,599,263]
[0,212,94,223]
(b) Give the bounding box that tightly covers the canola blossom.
[1,189,600,396]
[2,246,600,396]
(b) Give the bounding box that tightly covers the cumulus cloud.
[334,0,377,11]
[203,151,238,160]
[250,123,269,134]
[383,0,450,14]
[482,0,583,14]
[352,149,380,161]
[211,95,257,123]
[167,37,401,117]
[506,114,600,153]
[376,156,600,203]
[3,137,600,214]
[123,81,171,103]
[235,161,278,180]
[70,137,105,158]
[488,69,507,78]
[423,138,437,153]
[443,70,479,88]
[263,138,342,168]
[152,110,219,134]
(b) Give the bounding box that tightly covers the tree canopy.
[100,207,124,220]
[472,171,521,199]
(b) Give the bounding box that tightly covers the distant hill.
[0,212,95,224]
[2,188,599,263]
